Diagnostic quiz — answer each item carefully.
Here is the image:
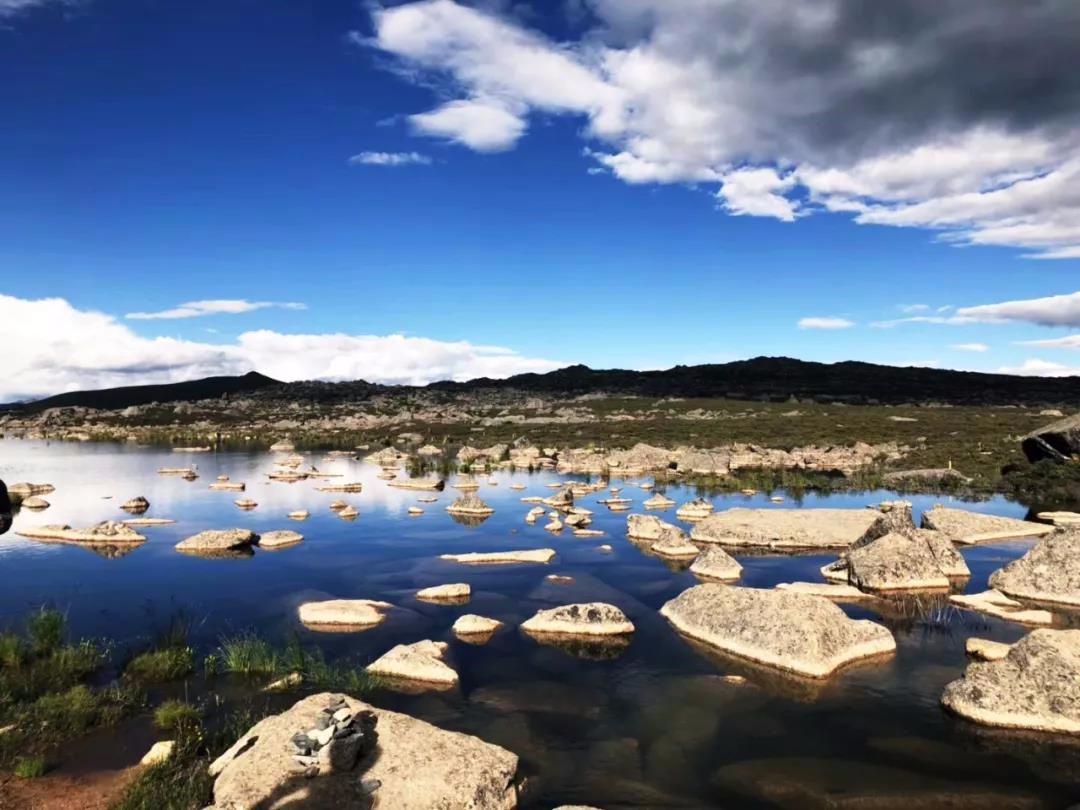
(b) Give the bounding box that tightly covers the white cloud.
[366,0,1080,258]
[0,295,565,400]
[870,315,972,328]
[125,300,306,321]
[0,0,62,16]
[898,304,930,314]
[949,342,988,352]
[348,151,432,166]
[998,358,1080,377]
[797,316,854,330]
[955,291,1080,328]
[1017,334,1080,350]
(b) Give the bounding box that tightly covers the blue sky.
[2,0,1080,398]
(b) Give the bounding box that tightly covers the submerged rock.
[942,629,1080,734]
[688,546,743,581]
[660,584,895,678]
[921,505,1053,545]
[690,508,882,549]
[175,528,257,554]
[440,549,556,565]
[988,529,1080,607]
[207,692,518,809]
[949,590,1054,626]
[366,640,459,688]
[521,603,635,637]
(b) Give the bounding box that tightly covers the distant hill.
[6,371,280,413]
[6,358,1080,412]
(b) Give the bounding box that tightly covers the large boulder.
[1021,412,1080,462]
[688,546,743,581]
[690,508,882,550]
[207,692,519,809]
[988,529,1080,607]
[942,629,1080,734]
[845,532,952,591]
[659,584,895,678]
[366,640,459,688]
[921,505,1053,545]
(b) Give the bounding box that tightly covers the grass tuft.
[153,700,202,732]
[14,755,47,778]
[27,607,65,655]
[218,633,280,677]
[125,647,194,682]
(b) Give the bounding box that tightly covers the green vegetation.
[153,699,202,731]
[218,632,281,676]
[111,715,213,810]
[14,755,47,778]
[125,647,195,682]
[216,631,380,692]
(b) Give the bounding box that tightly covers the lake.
[1,438,1078,808]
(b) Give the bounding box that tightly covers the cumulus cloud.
[955,291,1080,328]
[125,300,307,321]
[950,342,988,352]
[348,151,432,166]
[998,359,1080,377]
[0,295,565,400]
[797,316,854,330]
[366,0,1080,258]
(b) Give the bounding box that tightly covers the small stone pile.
[288,697,378,777]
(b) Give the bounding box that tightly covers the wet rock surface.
[690,508,882,549]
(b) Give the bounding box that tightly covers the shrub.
[26,607,65,655]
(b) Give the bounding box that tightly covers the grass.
[125,647,195,682]
[153,699,202,731]
[216,631,381,692]
[27,607,65,655]
[14,755,47,778]
[217,632,281,677]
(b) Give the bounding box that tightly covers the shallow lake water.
[1,439,1078,808]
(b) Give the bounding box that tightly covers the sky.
[2,0,1080,400]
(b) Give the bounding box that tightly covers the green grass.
[110,723,213,810]
[153,700,202,731]
[217,632,281,677]
[27,607,65,655]
[125,647,195,682]
[0,632,25,669]
[14,755,47,778]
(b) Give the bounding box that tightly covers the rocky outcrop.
[659,584,895,678]
[1021,412,1080,462]
[440,549,556,565]
[921,505,1053,545]
[446,494,495,516]
[688,546,743,581]
[20,521,146,544]
[942,629,1080,734]
[259,530,303,549]
[988,529,1080,607]
[521,603,634,637]
[366,640,459,688]
[298,599,392,630]
[207,693,519,809]
[690,508,882,550]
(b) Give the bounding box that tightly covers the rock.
[921,505,1053,545]
[121,496,150,513]
[366,640,458,687]
[966,638,1012,661]
[690,508,883,549]
[234,499,258,509]
[7,482,54,499]
[545,574,574,584]
[416,583,471,602]
[650,529,701,559]
[626,514,672,541]
[315,482,363,493]
[643,493,676,509]
[20,495,49,510]
[269,440,295,452]
[948,590,1054,626]
[329,500,347,511]
[660,584,895,678]
[675,498,714,521]
[1037,510,1080,527]
[288,510,310,520]
[542,486,575,509]
[263,672,303,692]
[140,740,174,766]
[564,512,590,528]
[688,546,743,581]
[207,693,517,810]
[20,521,146,544]
[417,444,442,456]
[175,528,257,554]
[988,529,1080,607]
[259,530,304,549]
[1022,412,1080,462]
[942,629,1080,734]
[597,544,614,553]
[882,468,972,485]
[573,529,605,537]
[337,505,359,520]
[446,493,495,516]
[388,476,445,491]
[525,506,545,523]
[209,481,246,491]
[774,582,875,601]
[521,603,635,637]
[452,614,503,637]
[440,549,556,565]
[298,599,393,630]
[845,532,952,591]
[544,517,563,532]
[407,506,423,515]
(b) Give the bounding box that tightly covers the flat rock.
[988,529,1080,607]
[690,508,882,549]
[521,603,634,637]
[20,495,49,510]
[689,546,743,581]
[140,740,174,766]
[1037,510,1080,527]
[366,640,458,687]
[20,521,146,544]
[298,599,393,630]
[452,614,503,638]
[259,530,304,549]
[660,584,895,678]
[774,582,874,601]
[949,590,1054,626]
[287,510,310,520]
[942,629,1080,734]
[966,638,1012,661]
[388,477,444,491]
[440,549,556,565]
[626,514,675,541]
[207,692,518,809]
[175,528,257,554]
[417,583,471,602]
[921,505,1053,545]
